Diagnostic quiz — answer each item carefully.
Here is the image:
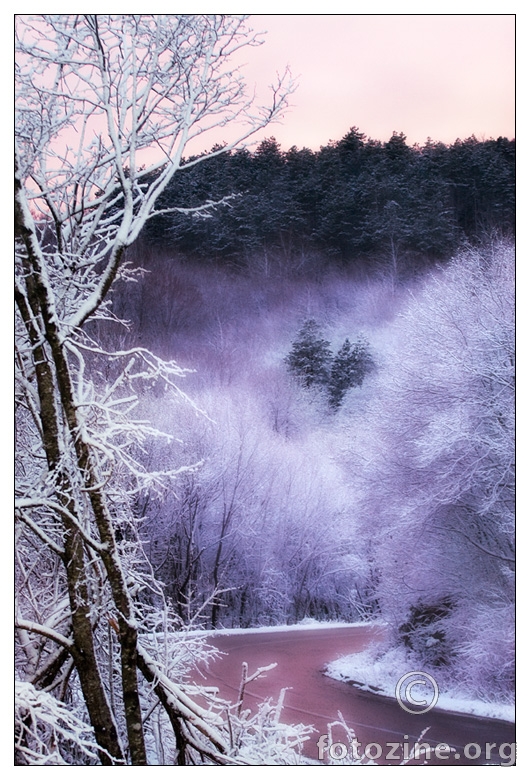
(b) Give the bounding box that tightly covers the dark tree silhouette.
[285,319,332,388]
[328,337,374,409]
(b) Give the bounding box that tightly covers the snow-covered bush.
[448,597,515,701]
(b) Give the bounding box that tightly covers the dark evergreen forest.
[143,128,514,277]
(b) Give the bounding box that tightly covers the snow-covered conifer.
[285,319,332,388]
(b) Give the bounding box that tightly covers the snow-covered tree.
[285,319,332,388]
[139,383,362,629]
[328,337,374,410]
[342,242,514,696]
[15,13,297,765]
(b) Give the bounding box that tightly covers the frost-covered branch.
[15,681,110,765]
[16,14,295,332]
[15,619,73,650]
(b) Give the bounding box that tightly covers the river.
[190,625,515,766]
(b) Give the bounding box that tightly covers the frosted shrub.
[449,598,515,701]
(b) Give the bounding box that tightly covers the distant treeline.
[143,128,515,274]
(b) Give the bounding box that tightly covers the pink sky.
[237,14,515,151]
[13,13,515,169]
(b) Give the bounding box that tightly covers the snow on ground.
[326,644,515,724]
[183,619,514,724]
[191,617,379,637]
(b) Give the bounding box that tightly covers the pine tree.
[328,337,373,409]
[285,319,332,388]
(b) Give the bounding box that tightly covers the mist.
[100,237,515,703]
